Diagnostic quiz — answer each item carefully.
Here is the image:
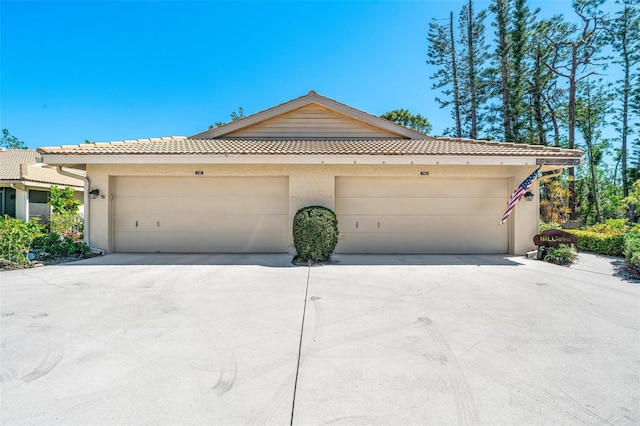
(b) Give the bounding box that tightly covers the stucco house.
[0,149,84,222]
[38,91,582,255]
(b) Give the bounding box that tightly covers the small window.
[29,190,49,204]
[1,187,16,217]
[29,190,50,222]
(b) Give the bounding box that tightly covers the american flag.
[499,165,541,225]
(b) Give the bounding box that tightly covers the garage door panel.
[336,177,507,198]
[337,215,503,234]
[337,231,506,254]
[114,231,288,253]
[116,177,287,197]
[335,177,508,253]
[115,195,288,215]
[114,214,288,233]
[114,176,288,253]
[336,197,505,216]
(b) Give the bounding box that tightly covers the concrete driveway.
[1,253,638,425]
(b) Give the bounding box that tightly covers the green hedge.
[292,206,339,263]
[0,215,44,267]
[565,230,624,257]
[624,232,640,279]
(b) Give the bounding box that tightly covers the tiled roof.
[0,149,84,187]
[38,137,583,158]
[0,149,39,179]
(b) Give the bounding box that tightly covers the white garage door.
[335,177,509,254]
[114,176,289,253]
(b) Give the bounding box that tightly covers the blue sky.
[1,0,619,149]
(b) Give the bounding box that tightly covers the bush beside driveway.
[1,253,638,425]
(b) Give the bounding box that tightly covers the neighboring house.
[0,149,84,223]
[38,91,583,255]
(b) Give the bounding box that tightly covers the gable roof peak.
[190,91,429,140]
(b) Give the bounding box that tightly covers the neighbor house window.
[0,188,17,217]
[29,190,50,223]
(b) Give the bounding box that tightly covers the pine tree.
[631,72,640,181]
[509,0,536,143]
[542,0,609,220]
[490,0,513,141]
[576,79,612,223]
[458,0,491,139]
[427,12,462,137]
[609,0,640,198]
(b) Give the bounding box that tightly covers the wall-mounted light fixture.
[89,189,100,199]
[524,191,534,201]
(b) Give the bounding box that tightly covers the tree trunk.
[450,11,462,138]
[587,126,602,224]
[532,49,547,145]
[621,14,630,199]
[495,0,512,141]
[466,0,478,139]
[567,46,578,220]
[544,97,560,147]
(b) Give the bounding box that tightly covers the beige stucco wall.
[15,187,27,221]
[85,163,540,255]
[511,168,541,255]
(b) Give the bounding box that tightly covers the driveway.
[1,253,638,425]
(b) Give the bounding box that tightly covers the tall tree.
[528,19,563,146]
[533,16,573,148]
[608,0,640,198]
[0,129,27,149]
[490,0,513,141]
[490,0,540,144]
[631,71,640,181]
[508,0,536,143]
[458,0,491,139]
[427,12,462,137]
[380,110,432,134]
[542,0,608,219]
[576,79,612,223]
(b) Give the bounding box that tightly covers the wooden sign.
[533,229,578,249]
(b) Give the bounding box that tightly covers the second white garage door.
[335,177,509,254]
[113,176,289,253]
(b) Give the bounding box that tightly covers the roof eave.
[40,153,580,167]
[0,179,83,189]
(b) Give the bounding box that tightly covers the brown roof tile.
[38,137,583,158]
[0,149,39,179]
[0,149,83,186]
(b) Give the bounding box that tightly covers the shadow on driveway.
[56,253,297,267]
[331,253,523,266]
[60,253,524,267]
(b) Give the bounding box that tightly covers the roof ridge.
[39,136,189,152]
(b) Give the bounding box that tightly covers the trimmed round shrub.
[293,206,339,263]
